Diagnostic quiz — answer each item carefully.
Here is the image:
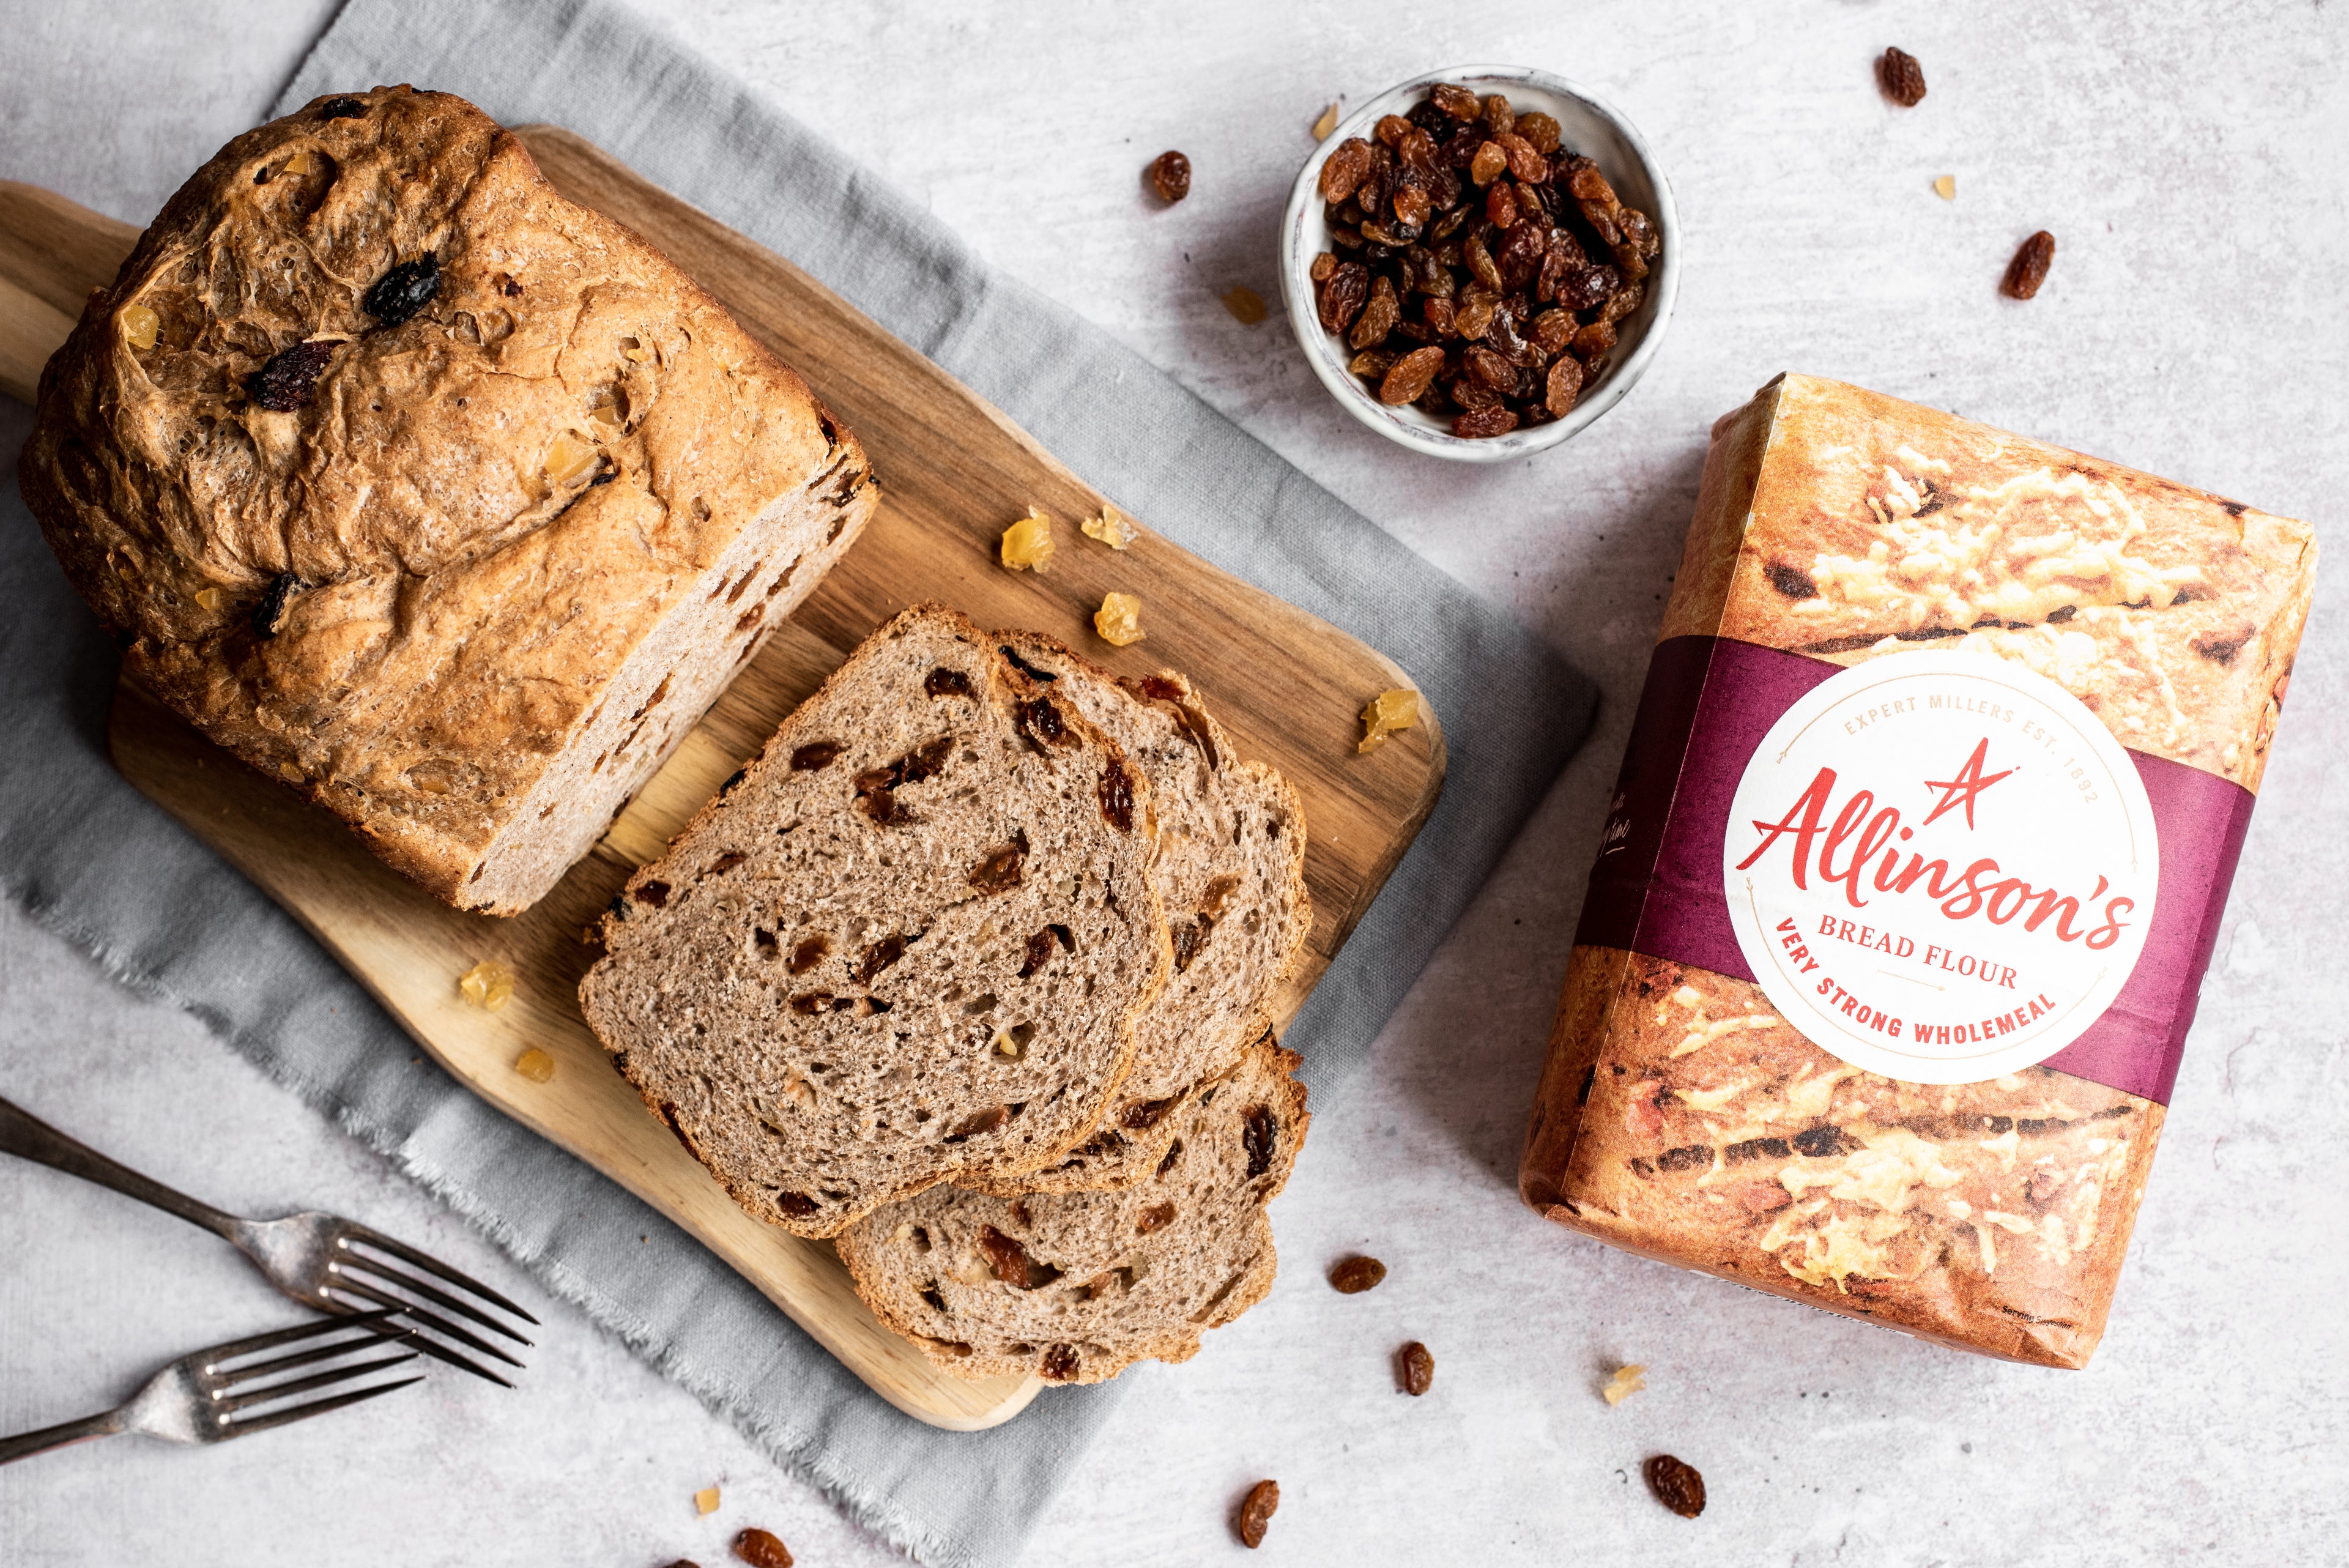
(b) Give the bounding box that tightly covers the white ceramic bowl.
[1278,65,1679,463]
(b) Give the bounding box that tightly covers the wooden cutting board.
[0,128,1445,1430]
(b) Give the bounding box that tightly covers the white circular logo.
[1723,648,2158,1084]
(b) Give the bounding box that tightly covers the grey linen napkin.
[0,0,1595,1561]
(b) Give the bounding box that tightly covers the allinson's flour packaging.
[1518,374,2317,1367]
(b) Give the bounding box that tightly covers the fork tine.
[324,1279,525,1367]
[215,1329,413,1387]
[213,1353,420,1416]
[324,1282,519,1386]
[340,1225,540,1325]
[198,1310,404,1370]
[217,1377,423,1440]
[333,1251,533,1343]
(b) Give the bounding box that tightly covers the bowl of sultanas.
[1280,67,1677,461]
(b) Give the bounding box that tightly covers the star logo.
[1920,738,2014,830]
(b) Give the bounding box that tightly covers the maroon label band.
[1575,635,2256,1105]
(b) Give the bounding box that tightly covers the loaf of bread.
[21,86,877,913]
[838,1033,1308,1383]
[579,605,1170,1238]
[960,634,1310,1194]
[1520,374,2317,1367]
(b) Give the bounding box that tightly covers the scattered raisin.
[1099,757,1135,832]
[1017,927,1056,979]
[245,340,338,412]
[250,571,301,639]
[2003,230,2055,299]
[1879,46,1928,107]
[977,1225,1062,1290]
[1645,1454,1706,1518]
[1121,1095,1179,1130]
[856,934,906,984]
[789,935,829,973]
[789,740,842,770]
[1148,150,1192,203]
[632,879,671,908]
[924,667,973,699]
[1241,1104,1276,1178]
[731,1528,794,1568]
[1329,1255,1387,1294]
[1014,695,1071,750]
[1041,1343,1080,1381]
[1398,1340,1434,1396]
[1136,1201,1178,1233]
[1170,916,1211,972]
[967,838,1026,894]
[318,95,367,119]
[1236,1479,1279,1549]
[362,255,439,327]
[943,1105,1008,1142]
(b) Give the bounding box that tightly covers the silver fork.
[0,1311,418,1465]
[0,1096,536,1386]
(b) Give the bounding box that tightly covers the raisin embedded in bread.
[963,634,1308,1193]
[837,1034,1309,1384]
[20,86,877,913]
[578,605,1170,1238]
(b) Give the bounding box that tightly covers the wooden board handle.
[0,180,138,404]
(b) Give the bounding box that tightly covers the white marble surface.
[4,2,2347,1563]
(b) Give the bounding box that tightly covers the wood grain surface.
[0,127,1445,1429]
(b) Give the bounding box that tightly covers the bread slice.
[577,605,1171,1238]
[20,86,877,914]
[837,1034,1309,1384]
[963,634,1310,1192]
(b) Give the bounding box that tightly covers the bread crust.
[21,86,875,912]
[1523,375,2316,1367]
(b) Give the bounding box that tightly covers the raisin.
[362,255,439,327]
[1329,1255,1387,1293]
[1099,757,1136,831]
[731,1527,794,1567]
[1316,261,1369,333]
[1135,675,1184,702]
[1147,150,1192,203]
[1040,1343,1080,1381]
[1170,915,1211,972]
[1242,1104,1276,1178]
[1390,174,1432,229]
[245,339,337,412]
[1375,346,1450,407]
[318,95,367,119]
[1309,251,1337,284]
[1469,140,1508,186]
[1236,1479,1279,1549]
[1452,406,1519,439]
[789,935,830,973]
[1571,319,1618,361]
[250,571,301,638]
[1014,695,1071,749]
[943,1105,1008,1142]
[1544,355,1584,417]
[856,934,905,984]
[1484,182,1520,230]
[1497,132,1546,184]
[1454,293,1496,341]
[1319,138,1374,202]
[1398,1340,1435,1396]
[632,879,671,907]
[1422,296,1457,338]
[1121,1095,1179,1130]
[1529,308,1577,359]
[1017,927,1056,979]
[924,667,973,699]
[774,1192,818,1217]
[1766,562,1818,600]
[1136,1201,1178,1233]
[1374,114,1414,147]
[1482,94,1515,136]
[789,740,842,770]
[1645,1454,1706,1518]
[2003,230,2055,299]
[1515,111,1562,155]
[1559,262,1619,311]
[1879,46,1928,106]
[977,1225,1061,1290]
[967,838,1026,894]
[1461,344,1513,391]
[1350,274,1401,349]
[1430,83,1482,120]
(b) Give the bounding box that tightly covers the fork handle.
[0,1098,240,1241]
[0,1409,124,1465]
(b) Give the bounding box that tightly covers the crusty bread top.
[1663,374,2316,792]
[21,86,864,871]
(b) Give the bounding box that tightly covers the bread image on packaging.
[957,633,1310,1195]
[579,606,1173,1239]
[21,86,878,914]
[837,1033,1308,1384]
[1520,374,2315,1367]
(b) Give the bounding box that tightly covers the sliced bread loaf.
[837,1033,1309,1384]
[577,604,1170,1238]
[967,635,1310,1194]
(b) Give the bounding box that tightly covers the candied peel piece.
[119,303,159,351]
[1357,687,1419,752]
[543,429,599,489]
[1082,506,1138,549]
[999,508,1055,572]
[1602,1362,1647,1406]
[1312,102,1340,141]
[1222,285,1269,325]
[1094,592,1146,647]
[513,1047,555,1083]
[459,959,514,1011]
[696,1485,721,1515]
